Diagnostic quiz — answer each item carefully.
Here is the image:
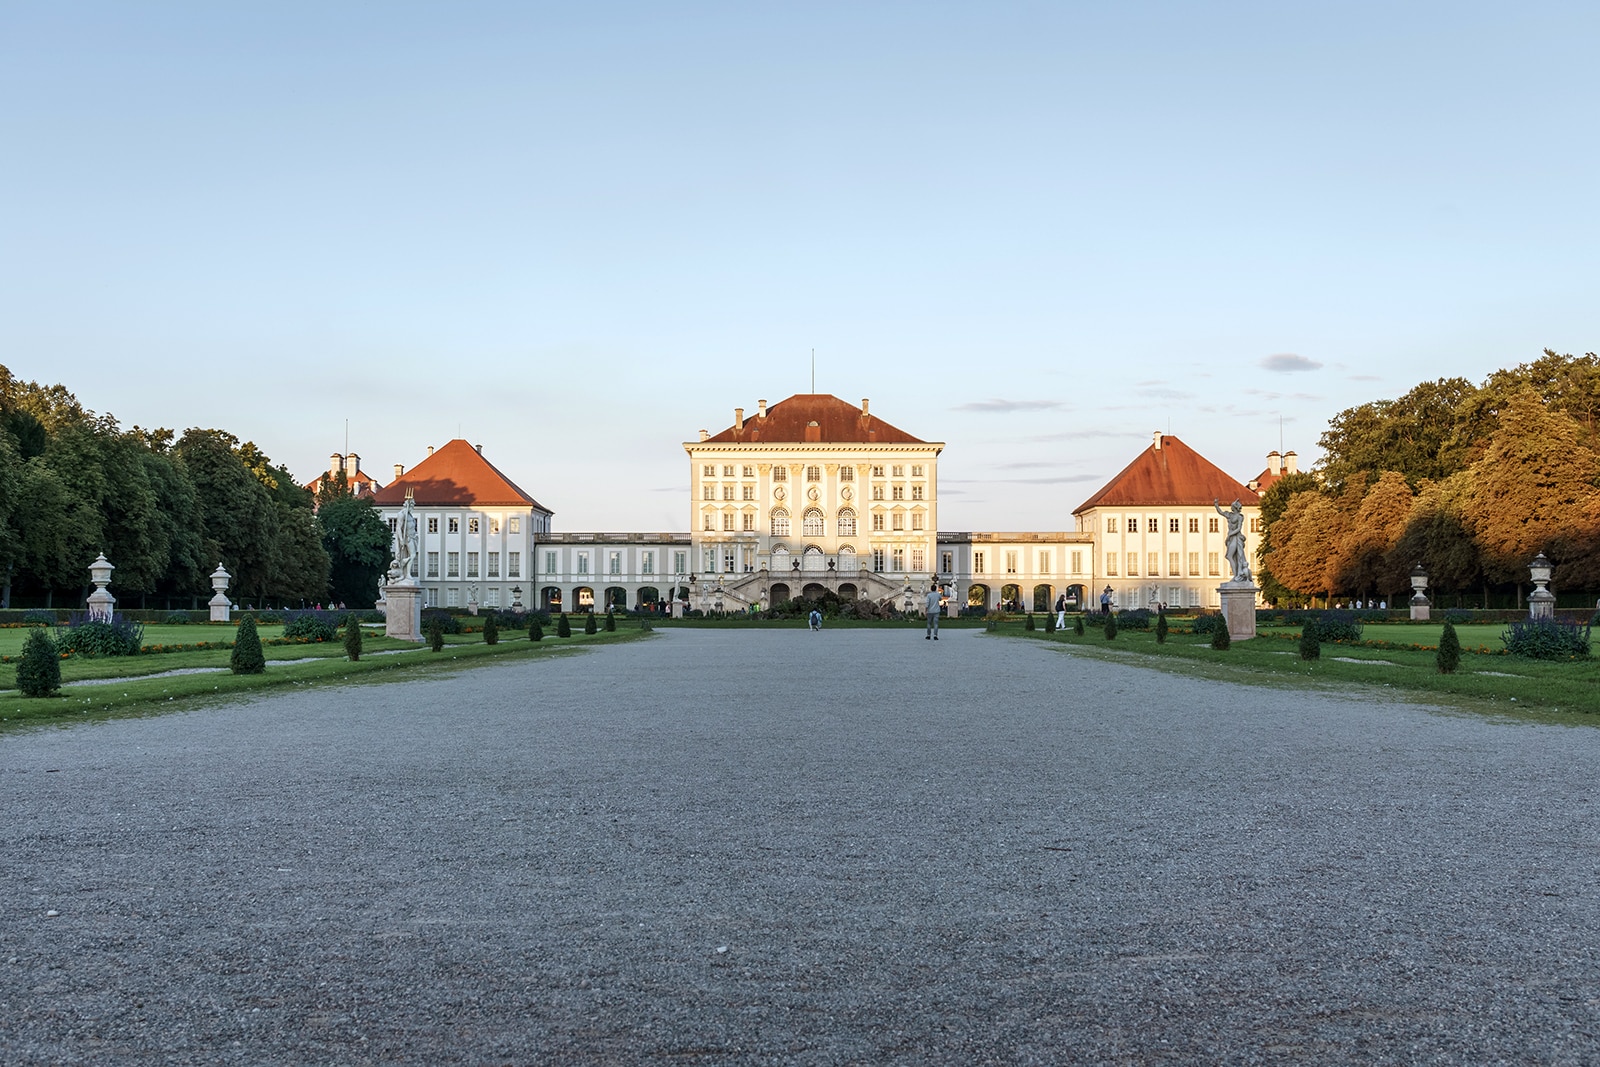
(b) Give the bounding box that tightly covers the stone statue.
[393,493,419,582]
[1213,498,1251,583]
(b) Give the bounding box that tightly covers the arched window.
[771,508,790,537]
[802,508,824,537]
[837,508,856,537]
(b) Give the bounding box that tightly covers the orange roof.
[373,439,551,512]
[1075,435,1257,512]
[306,468,383,500]
[700,394,927,445]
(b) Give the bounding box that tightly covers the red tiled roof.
[1074,436,1257,512]
[701,394,927,445]
[373,439,551,512]
[1249,468,1282,497]
[306,468,383,500]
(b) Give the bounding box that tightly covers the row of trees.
[0,367,391,609]
[1258,351,1600,606]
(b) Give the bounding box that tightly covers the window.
[872,485,884,501]
[742,513,755,531]
[1127,553,1138,576]
[1209,517,1220,533]
[449,518,459,534]
[911,465,923,477]
[1128,516,1139,533]
[427,551,439,578]
[1188,518,1199,534]
[428,518,439,534]
[609,551,621,575]
[1005,551,1018,574]
[892,513,904,531]
[839,466,854,482]
[388,517,397,533]
[1106,553,1118,576]
[806,465,821,482]
[973,551,986,573]
[703,514,714,531]
[576,552,589,575]
[1187,552,1199,576]
[941,551,953,573]
[446,587,459,608]
[1147,518,1159,533]
[703,548,716,572]
[892,486,904,501]
[447,551,460,578]
[425,588,437,607]
[1168,552,1179,576]
[723,485,735,500]
[742,465,754,477]
[723,464,735,477]
[544,550,557,573]
[872,549,886,570]
[722,513,734,531]
[892,465,904,477]
[772,466,787,482]
[509,552,521,578]
[771,509,790,536]
[490,519,500,535]
[911,485,923,500]
[488,554,500,578]
[723,548,735,572]
[674,551,687,574]
[486,588,500,607]
[1071,550,1083,574]
[703,464,716,477]
[742,485,755,500]
[1039,551,1050,573]
[871,465,884,477]
[892,548,905,570]
[1169,518,1179,533]
[911,513,924,531]
[509,517,520,534]
[803,509,824,537]
[1147,552,1160,576]
[469,518,480,534]
[1251,518,1264,533]
[1106,518,1118,533]
[641,552,653,575]
[838,509,856,536]
[872,513,885,532]
[1208,552,1220,576]
[703,485,714,501]
[911,549,925,571]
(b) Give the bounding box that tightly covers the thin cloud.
[952,398,1064,413]
[1135,385,1194,401]
[945,474,1102,485]
[1261,353,1324,373]
[1023,428,1149,442]
[1348,374,1381,381]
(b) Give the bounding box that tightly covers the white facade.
[1074,502,1262,610]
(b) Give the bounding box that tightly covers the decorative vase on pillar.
[1528,552,1556,620]
[86,552,116,622]
[1409,563,1430,622]
[208,563,232,623]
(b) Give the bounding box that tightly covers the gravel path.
[3,628,1598,1065]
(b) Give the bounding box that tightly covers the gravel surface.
[4,628,1599,1065]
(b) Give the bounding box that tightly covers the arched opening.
[769,582,791,604]
[574,586,595,612]
[801,582,827,600]
[636,585,661,611]
[967,583,990,610]
[1001,583,1022,612]
[837,545,857,572]
[837,508,856,537]
[540,586,563,611]
[1065,583,1086,609]
[802,508,825,537]
[1032,584,1053,612]
[603,586,627,612]
[838,583,858,601]
[802,545,825,572]
[771,508,790,537]
[771,544,790,572]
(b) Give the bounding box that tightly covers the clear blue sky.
[3,2,1595,531]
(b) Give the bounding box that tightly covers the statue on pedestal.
[1213,498,1252,583]
[392,492,419,583]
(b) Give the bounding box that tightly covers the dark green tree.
[343,613,363,661]
[1298,626,1321,660]
[604,611,616,632]
[557,613,571,637]
[1211,624,1231,650]
[1437,621,1461,674]
[1104,614,1117,640]
[1155,610,1168,644]
[1025,613,1036,631]
[15,628,61,696]
[231,616,265,674]
[427,618,444,652]
[317,475,391,608]
[584,612,598,635]
[529,618,544,641]
[483,614,499,645]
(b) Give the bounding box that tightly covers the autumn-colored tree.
[1391,473,1482,599]
[1267,489,1358,603]
[1334,471,1416,599]
[1318,377,1478,492]
[1254,472,1319,605]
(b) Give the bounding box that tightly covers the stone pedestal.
[1409,594,1431,622]
[383,582,424,642]
[1218,581,1259,641]
[207,563,232,623]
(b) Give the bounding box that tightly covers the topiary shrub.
[165,611,192,625]
[231,616,266,674]
[22,609,56,626]
[584,612,597,635]
[529,618,544,641]
[1210,624,1231,650]
[1044,611,1056,633]
[1501,618,1590,660]
[483,614,499,646]
[420,608,462,635]
[343,613,362,661]
[56,613,144,657]
[1025,613,1036,631]
[1191,613,1223,634]
[1155,611,1169,644]
[1306,610,1363,644]
[1073,615,1084,636]
[427,618,444,652]
[1104,614,1117,640]
[1113,608,1153,631]
[557,613,572,637]
[1298,626,1320,660]
[605,611,616,632]
[1437,620,1460,673]
[15,628,62,697]
[640,617,653,632]
[282,610,338,642]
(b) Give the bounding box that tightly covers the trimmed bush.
[21,609,57,626]
[1025,613,1036,631]
[420,608,463,635]
[1113,608,1153,631]
[584,612,597,635]
[1210,624,1231,650]
[640,617,653,632]
[1044,611,1056,633]
[529,618,544,642]
[1104,614,1117,640]
[1298,626,1320,660]
[55,614,144,657]
[1306,610,1363,644]
[604,611,616,632]
[427,618,444,652]
[1437,620,1460,674]
[231,616,266,674]
[483,614,499,646]
[1191,613,1224,634]
[1501,618,1590,660]
[1155,611,1169,644]
[1073,615,1085,636]
[557,613,572,637]
[282,610,338,642]
[15,628,62,697]
[343,614,362,661]
[165,611,192,625]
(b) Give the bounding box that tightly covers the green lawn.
[1261,621,1508,652]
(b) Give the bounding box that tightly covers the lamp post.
[1409,563,1430,621]
[1528,552,1556,620]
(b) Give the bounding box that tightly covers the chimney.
[348,453,360,475]
[861,398,870,416]
[426,445,434,457]
[699,429,709,442]
[1152,431,1162,450]
[393,464,404,480]
[734,407,744,431]
[1284,451,1298,474]
[1267,451,1282,475]
[805,421,821,442]
[475,443,482,454]
[758,399,767,418]
[330,453,342,476]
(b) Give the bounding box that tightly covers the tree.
[584,612,598,635]
[1391,474,1482,600]
[1317,377,1478,492]
[529,618,543,641]
[483,614,499,645]
[317,476,391,608]
[1264,491,1353,603]
[1437,621,1460,674]
[1334,471,1415,600]
[15,628,61,696]
[1254,472,1320,604]
[557,613,571,637]
[176,429,279,600]
[231,616,265,674]
[343,613,363,661]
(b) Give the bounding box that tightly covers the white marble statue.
[1213,498,1252,583]
[393,493,419,582]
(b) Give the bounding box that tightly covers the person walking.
[925,583,943,640]
[1100,586,1112,616]
[808,608,822,632]
[1054,593,1067,630]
